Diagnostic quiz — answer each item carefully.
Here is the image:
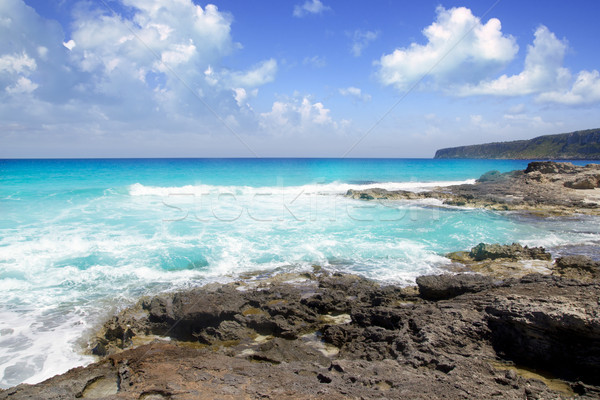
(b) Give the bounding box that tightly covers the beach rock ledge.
[2,262,600,399]
[346,161,600,216]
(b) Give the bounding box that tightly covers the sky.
[1,0,600,158]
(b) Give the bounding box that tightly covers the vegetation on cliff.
[434,128,600,159]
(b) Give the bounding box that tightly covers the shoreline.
[346,161,600,216]
[2,245,600,399]
[2,161,600,398]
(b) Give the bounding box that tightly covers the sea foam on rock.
[346,161,600,216]
[3,265,600,399]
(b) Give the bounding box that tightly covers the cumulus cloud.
[232,87,258,108]
[458,26,570,96]
[68,1,235,95]
[226,59,277,88]
[456,25,600,105]
[0,0,76,103]
[260,96,343,135]
[339,86,371,102]
[293,0,330,17]
[0,52,38,94]
[350,30,379,57]
[376,6,600,106]
[377,6,517,90]
[0,52,37,74]
[537,69,600,105]
[6,76,38,94]
[0,0,284,157]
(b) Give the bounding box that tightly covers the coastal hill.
[434,128,600,159]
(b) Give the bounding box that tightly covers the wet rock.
[416,273,494,300]
[554,255,600,281]
[253,338,330,366]
[556,255,600,272]
[3,270,599,400]
[346,161,600,216]
[486,283,600,384]
[469,243,552,261]
[525,161,578,174]
[477,170,508,182]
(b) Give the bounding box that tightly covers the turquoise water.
[1,158,599,387]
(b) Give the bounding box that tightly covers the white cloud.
[61,0,278,121]
[62,40,76,51]
[293,0,330,17]
[350,30,379,57]
[226,58,277,88]
[456,25,600,105]
[154,41,197,71]
[339,86,371,102]
[232,87,258,108]
[233,88,247,107]
[6,76,38,94]
[537,69,600,105]
[201,58,277,94]
[0,52,37,74]
[0,0,284,157]
[68,1,235,89]
[303,55,327,68]
[458,26,569,96]
[260,96,341,135]
[0,0,74,103]
[470,112,554,132]
[377,6,517,90]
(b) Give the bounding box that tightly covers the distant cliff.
[434,128,600,159]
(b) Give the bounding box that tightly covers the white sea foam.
[2,177,600,389]
[128,179,476,197]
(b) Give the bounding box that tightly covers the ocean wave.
[128,179,477,197]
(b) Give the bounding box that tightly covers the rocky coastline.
[347,161,600,216]
[2,161,600,399]
[1,245,600,399]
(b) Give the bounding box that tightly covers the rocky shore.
[3,161,600,399]
[2,244,600,399]
[346,161,600,216]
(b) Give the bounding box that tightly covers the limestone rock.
[416,273,494,300]
[469,243,552,261]
[564,175,599,189]
[3,271,600,399]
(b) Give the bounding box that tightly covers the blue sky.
[1,0,600,157]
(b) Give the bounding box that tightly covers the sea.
[1,158,600,388]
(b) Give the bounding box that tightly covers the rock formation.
[3,260,600,399]
[346,161,600,216]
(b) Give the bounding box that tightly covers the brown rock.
[469,243,552,261]
[564,176,599,189]
[416,273,495,300]
[3,272,600,399]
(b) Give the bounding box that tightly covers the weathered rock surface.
[554,255,600,281]
[415,273,495,300]
[469,243,552,261]
[2,269,600,399]
[485,277,600,386]
[445,243,555,279]
[346,161,600,216]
